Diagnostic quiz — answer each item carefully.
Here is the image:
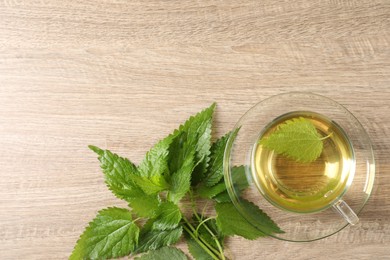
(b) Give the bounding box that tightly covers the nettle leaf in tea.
[71,104,281,260]
[260,117,331,163]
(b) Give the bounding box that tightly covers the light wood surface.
[1,0,389,259]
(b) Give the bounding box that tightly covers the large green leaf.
[260,117,324,163]
[89,145,142,200]
[135,226,183,253]
[204,132,230,187]
[167,149,195,203]
[70,207,139,259]
[167,104,216,202]
[152,201,182,230]
[169,104,215,185]
[215,199,282,240]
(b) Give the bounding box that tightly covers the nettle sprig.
[70,104,282,260]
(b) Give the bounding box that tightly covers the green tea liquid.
[252,111,355,213]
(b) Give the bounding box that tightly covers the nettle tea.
[252,111,355,213]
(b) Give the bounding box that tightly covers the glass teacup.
[224,92,375,241]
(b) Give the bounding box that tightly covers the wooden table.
[1,1,389,259]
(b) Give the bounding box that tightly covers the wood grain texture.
[0,0,389,259]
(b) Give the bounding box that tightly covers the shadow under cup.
[223,92,375,242]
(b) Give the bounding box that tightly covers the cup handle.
[333,200,359,225]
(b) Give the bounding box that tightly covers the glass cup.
[223,92,375,241]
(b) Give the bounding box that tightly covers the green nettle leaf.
[260,117,326,163]
[204,132,230,187]
[196,182,226,199]
[168,131,191,174]
[135,226,183,254]
[173,103,215,184]
[152,202,182,230]
[230,165,249,191]
[136,135,175,194]
[165,104,216,202]
[166,131,195,203]
[138,135,173,179]
[238,199,283,235]
[186,235,214,260]
[168,151,195,203]
[70,207,139,260]
[128,194,160,218]
[198,165,248,202]
[89,146,162,218]
[215,202,264,240]
[211,192,231,203]
[212,166,249,202]
[130,174,169,195]
[89,145,143,200]
[215,199,282,240]
[135,247,188,260]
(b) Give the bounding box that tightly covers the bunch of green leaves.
[70,104,282,260]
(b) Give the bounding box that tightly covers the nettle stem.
[182,216,221,260]
[320,132,333,140]
[194,217,214,236]
[184,190,227,260]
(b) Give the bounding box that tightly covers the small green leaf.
[138,135,173,178]
[198,165,248,202]
[152,202,182,230]
[136,135,174,194]
[260,117,325,163]
[212,192,231,203]
[204,132,230,187]
[186,236,213,260]
[196,182,226,199]
[89,146,142,201]
[215,199,282,240]
[212,166,249,202]
[130,174,169,195]
[167,148,195,203]
[89,146,163,218]
[128,194,160,218]
[70,207,139,259]
[168,130,191,174]
[135,247,188,260]
[170,104,215,185]
[166,104,216,202]
[135,226,183,253]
